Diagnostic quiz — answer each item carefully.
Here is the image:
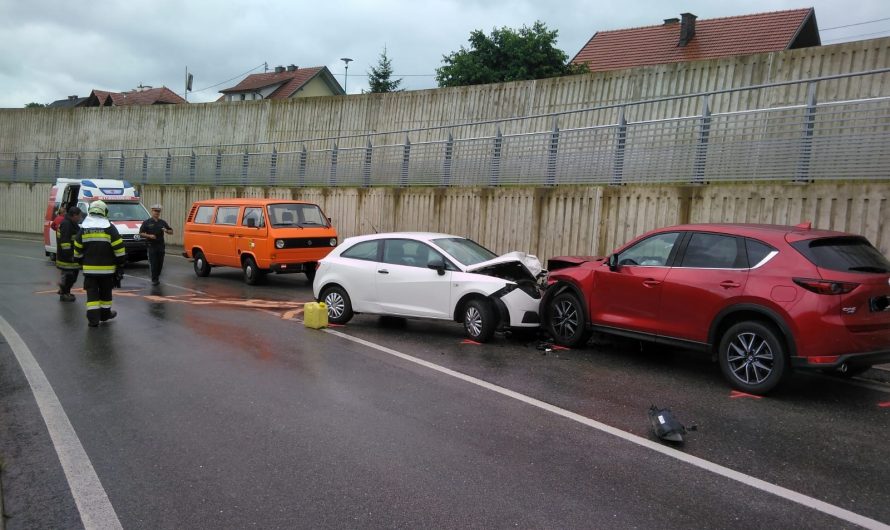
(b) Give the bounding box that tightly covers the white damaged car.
[312,232,545,341]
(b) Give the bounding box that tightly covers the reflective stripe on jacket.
[74,215,126,275]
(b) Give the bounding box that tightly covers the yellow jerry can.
[303,301,329,329]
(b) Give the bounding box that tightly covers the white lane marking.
[121,274,208,295]
[0,315,123,530]
[5,253,47,262]
[323,328,890,530]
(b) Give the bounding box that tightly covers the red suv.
[541,223,890,394]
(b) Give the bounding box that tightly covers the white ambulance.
[44,178,151,262]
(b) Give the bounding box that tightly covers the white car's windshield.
[433,237,497,266]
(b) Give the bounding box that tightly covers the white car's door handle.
[377,269,389,274]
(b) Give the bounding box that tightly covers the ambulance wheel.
[193,251,211,277]
[242,256,265,285]
[321,285,353,324]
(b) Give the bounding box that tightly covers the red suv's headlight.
[793,277,859,295]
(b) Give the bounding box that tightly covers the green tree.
[436,21,587,87]
[367,46,403,93]
[25,102,46,108]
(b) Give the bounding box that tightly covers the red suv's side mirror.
[607,253,619,271]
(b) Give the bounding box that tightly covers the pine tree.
[368,47,403,93]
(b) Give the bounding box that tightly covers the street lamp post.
[340,57,353,94]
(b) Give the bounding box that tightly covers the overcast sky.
[1,0,887,108]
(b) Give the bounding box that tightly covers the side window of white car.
[341,240,379,261]
[383,239,421,267]
[617,232,680,267]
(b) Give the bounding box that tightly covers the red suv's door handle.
[642,279,661,287]
[720,281,741,289]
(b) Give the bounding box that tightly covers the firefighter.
[73,200,127,327]
[56,206,83,302]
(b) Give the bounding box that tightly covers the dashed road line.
[323,327,890,530]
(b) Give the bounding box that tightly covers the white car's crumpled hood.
[465,251,543,278]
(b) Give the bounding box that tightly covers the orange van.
[182,198,338,284]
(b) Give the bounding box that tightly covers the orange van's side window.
[215,207,239,225]
[194,206,214,224]
[242,207,265,227]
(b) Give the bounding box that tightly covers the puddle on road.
[36,288,309,321]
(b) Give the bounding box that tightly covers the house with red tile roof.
[572,8,820,72]
[83,86,186,106]
[217,65,344,102]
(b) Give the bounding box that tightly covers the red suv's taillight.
[793,277,859,295]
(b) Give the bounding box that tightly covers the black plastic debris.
[648,405,695,443]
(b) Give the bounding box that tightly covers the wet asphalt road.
[0,235,888,529]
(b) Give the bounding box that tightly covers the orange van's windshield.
[267,203,329,228]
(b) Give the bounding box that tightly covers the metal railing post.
[119,151,126,179]
[214,149,222,185]
[97,152,104,178]
[269,147,277,186]
[442,132,454,187]
[612,107,627,185]
[693,95,711,184]
[400,135,411,187]
[241,149,249,186]
[330,141,339,186]
[11,155,17,181]
[142,152,149,184]
[165,150,173,185]
[298,145,307,187]
[32,154,39,183]
[189,150,197,184]
[796,82,818,183]
[77,155,83,180]
[362,138,372,187]
[55,154,61,180]
[491,127,502,186]
[547,117,559,186]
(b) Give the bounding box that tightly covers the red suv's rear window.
[790,236,890,274]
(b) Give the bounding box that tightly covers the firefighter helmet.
[88,200,108,217]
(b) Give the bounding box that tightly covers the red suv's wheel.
[718,321,788,394]
[546,291,591,348]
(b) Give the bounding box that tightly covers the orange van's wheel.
[304,264,317,283]
[193,250,211,277]
[242,256,265,285]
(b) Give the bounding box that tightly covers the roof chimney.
[663,18,679,25]
[286,64,298,72]
[679,13,697,47]
[274,65,285,73]
[68,95,79,100]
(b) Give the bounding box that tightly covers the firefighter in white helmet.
[73,200,127,327]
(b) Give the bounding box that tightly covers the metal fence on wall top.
[2,69,890,186]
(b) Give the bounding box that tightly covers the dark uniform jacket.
[73,215,127,275]
[55,216,81,270]
[139,217,172,248]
